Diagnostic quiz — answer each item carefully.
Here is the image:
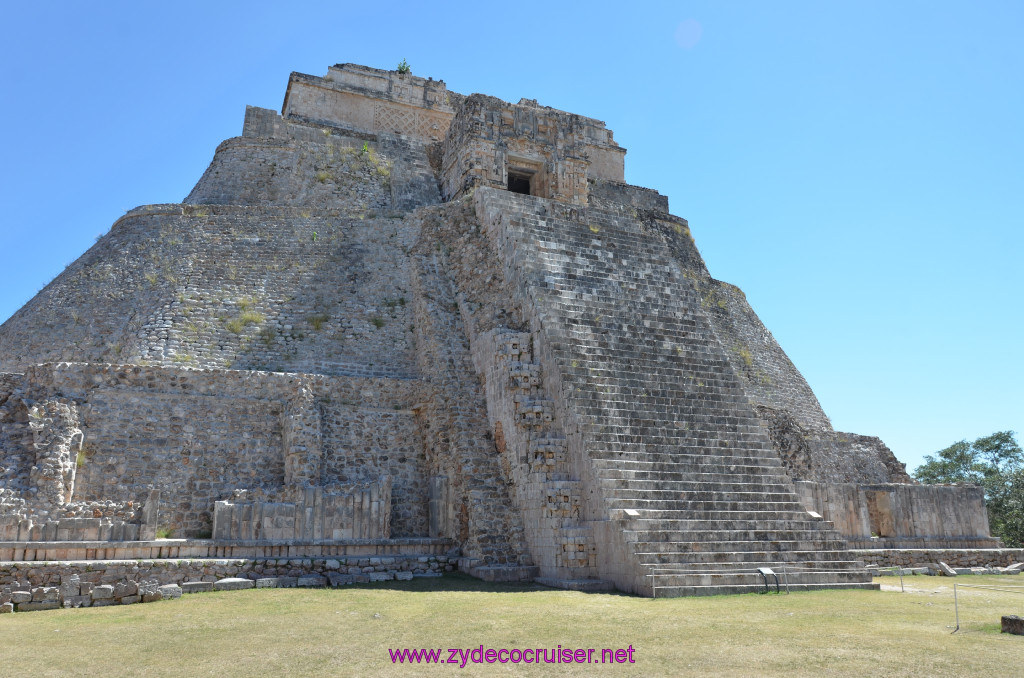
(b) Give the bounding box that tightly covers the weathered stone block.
[181,581,214,594]
[10,591,32,604]
[255,578,279,588]
[297,576,327,588]
[214,577,254,591]
[119,595,141,605]
[18,600,61,611]
[114,581,138,598]
[1002,615,1024,635]
[0,602,13,613]
[158,584,183,599]
[327,573,354,587]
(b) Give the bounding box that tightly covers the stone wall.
[0,553,456,612]
[853,548,1024,569]
[407,197,598,581]
[283,65,460,143]
[188,105,442,213]
[588,179,669,213]
[0,205,421,378]
[0,363,429,538]
[796,480,997,547]
[213,479,391,541]
[440,94,624,205]
[406,215,535,574]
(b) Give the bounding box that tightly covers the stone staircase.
[477,187,876,596]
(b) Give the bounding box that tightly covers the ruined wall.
[212,478,392,541]
[440,94,625,204]
[588,179,669,213]
[0,364,430,538]
[696,278,833,433]
[407,197,597,580]
[0,206,420,378]
[188,106,442,213]
[796,480,997,548]
[690,251,912,485]
[282,65,460,143]
[321,403,427,536]
[407,212,534,573]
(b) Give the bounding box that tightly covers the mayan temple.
[0,63,1003,601]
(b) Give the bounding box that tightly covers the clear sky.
[1,1,1020,474]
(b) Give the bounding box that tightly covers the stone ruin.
[0,63,1013,601]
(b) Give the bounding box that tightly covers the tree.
[914,431,1024,547]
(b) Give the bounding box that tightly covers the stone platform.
[0,537,455,563]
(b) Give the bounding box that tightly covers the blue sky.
[0,1,1020,473]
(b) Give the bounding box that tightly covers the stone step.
[598,471,793,486]
[635,550,863,566]
[650,569,873,586]
[596,465,787,479]
[588,430,771,445]
[590,455,783,470]
[589,429,772,442]
[607,488,800,501]
[629,539,852,554]
[623,528,835,543]
[651,582,879,597]
[606,497,807,511]
[589,450,780,464]
[612,508,817,521]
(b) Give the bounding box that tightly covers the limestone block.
[937,562,957,577]
[10,591,32,604]
[137,581,160,597]
[141,592,163,603]
[181,581,214,594]
[158,584,183,599]
[255,578,279,588]
[17,600,60,612]
[395,571,414,581]
[64,595,91,608]
[90,585,113,602]
[113,581,138,598]
[91,599,117,607]
[297,576,327,587]
[368,572,394,582]
[119,595,141,605]
[0,602,12,613]
[214,577,254,591]
[35,587,60,602]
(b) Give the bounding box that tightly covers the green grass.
[225,310,264,334]
[1,575,1022,677]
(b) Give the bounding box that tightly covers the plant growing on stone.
[396,58,411,74]
[307,313,329,331]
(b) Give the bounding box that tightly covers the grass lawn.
[1,574,1022,677]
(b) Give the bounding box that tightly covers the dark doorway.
[508,171,532,195]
